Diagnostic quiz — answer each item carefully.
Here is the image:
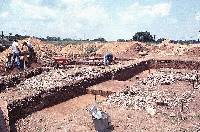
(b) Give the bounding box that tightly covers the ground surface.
[13,69,200,132]
[1,39,200,131]
[15,94,106,132]
[0,102,8,132]
[87,70,151,95]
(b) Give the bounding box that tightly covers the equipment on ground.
[89,105,112,132]
[52,56,73,68]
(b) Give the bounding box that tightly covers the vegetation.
[92,37,107,42]
[132,31,155,42]
[46,36,61,41]
[117,39,126,42]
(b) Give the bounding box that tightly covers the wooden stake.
[181,101,184,112]
[95,94,97,102]
[180,99,187,113]
[193,80,195,89]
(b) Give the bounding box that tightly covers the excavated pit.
[14,68,200,131]
[7,71,112,123]
[1,58,200,131]
[5,60,151,119]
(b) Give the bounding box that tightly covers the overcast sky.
[0,0,200,40]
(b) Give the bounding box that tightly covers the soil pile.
[0,38,61,65]
[184,46,200,57]
[60,43,104,57]
[96,41,148,58]
[30,38,61,65]
[0,48,11,64]
[151,41,191,57]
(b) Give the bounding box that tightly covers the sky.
[0,0,200,40]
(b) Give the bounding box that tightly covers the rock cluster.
[107,70,199,116]
[3,66,111,100]
[0,68,47,90]
[142,70,198,86]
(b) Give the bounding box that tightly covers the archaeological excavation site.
[0,38,200,132]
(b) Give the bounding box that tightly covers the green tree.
[133,31,155,42]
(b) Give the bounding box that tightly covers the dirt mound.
[60,43,104,57]
[30,38,61,64]
[0,48,11,64]
[0,38,61,65]
[184,46,200,57]
[150,42,191,57]
[119,42,149,58]
[96,41,147,58]
[96,42,132,55]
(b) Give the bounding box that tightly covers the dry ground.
[13,69,200,132]
[1,39,200,131]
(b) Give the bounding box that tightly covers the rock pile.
[142,70,198,86]
[2,66,111,101]
[107,70,199,116]
[0,68,48,91]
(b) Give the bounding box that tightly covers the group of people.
[6,38,35,70]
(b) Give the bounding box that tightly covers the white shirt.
[27,41,33,48]
[12,42,19,54]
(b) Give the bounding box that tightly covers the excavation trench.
[3,58,200,131]
[0,67,50,92]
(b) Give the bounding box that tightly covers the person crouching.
[103,53,113,66]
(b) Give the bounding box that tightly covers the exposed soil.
[13,69,200,132]
[87,70,151,96]
[15,94,106,132]
[1,39,200,131]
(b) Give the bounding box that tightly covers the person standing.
[21,42,29,69]
[27,38,33,49]
[11,39,21,69]
[27,38,35,62]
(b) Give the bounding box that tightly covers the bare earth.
[1,39,200,131]
[15,69,200,132]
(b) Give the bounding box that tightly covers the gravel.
[106,70,200,115]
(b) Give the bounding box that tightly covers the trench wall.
[0,108,8,132]
[8,72,112,123]
[86,89,114,97]
[0,100,9,132]
[112,59,153,81]
[152,59,200,70]
[114,59,200,81]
